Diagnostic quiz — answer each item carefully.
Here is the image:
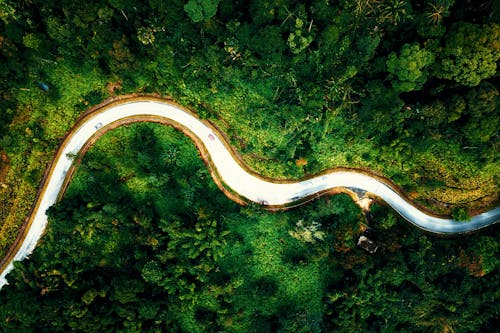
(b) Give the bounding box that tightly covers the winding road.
[0,96,499,288]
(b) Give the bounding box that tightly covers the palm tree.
[426,1,449,26]
[379,0,411,26]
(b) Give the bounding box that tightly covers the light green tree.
[184,0,220,23]
[386,43,435,92]
[22,33,42,50]
[0,0,16,23]
[287,18,313,54]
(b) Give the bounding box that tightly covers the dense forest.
[1,123,499,332]
[0,0,499,331]
[1,0,499,254]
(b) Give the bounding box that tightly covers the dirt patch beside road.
[0,151,9,185]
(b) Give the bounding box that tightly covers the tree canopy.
[0,1,499,331]
[1,123,498,332]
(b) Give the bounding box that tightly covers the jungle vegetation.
[1,123,499,332]
[0,0,499,331]
[0,0,499,255]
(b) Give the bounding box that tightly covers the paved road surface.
[1,99,498,287]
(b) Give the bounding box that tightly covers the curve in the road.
[1,96,499,288]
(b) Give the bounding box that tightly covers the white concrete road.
[0,99,498,288]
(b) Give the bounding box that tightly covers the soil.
[0,151,9,184]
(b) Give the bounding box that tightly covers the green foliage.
[425,0,454,26]
[136,26,156,45]
[81,289,107,305]
[0,0,16,23]
[2,0,493,221]
[0,1,499,330]
[1,124,499,332]
[251,25,287,56]
[184,0,220,23]
[451,207,470,221]
[414,81,499,155]
[288,219,325,243]
[22,33,43,50]
[378,0,413,26]
[433,22,500,87]
[287,18,314,55]
[386,43,435,92]
[462,82,499,144]
[359,80,406,136]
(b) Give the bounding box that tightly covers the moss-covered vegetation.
[1,123,499,332]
